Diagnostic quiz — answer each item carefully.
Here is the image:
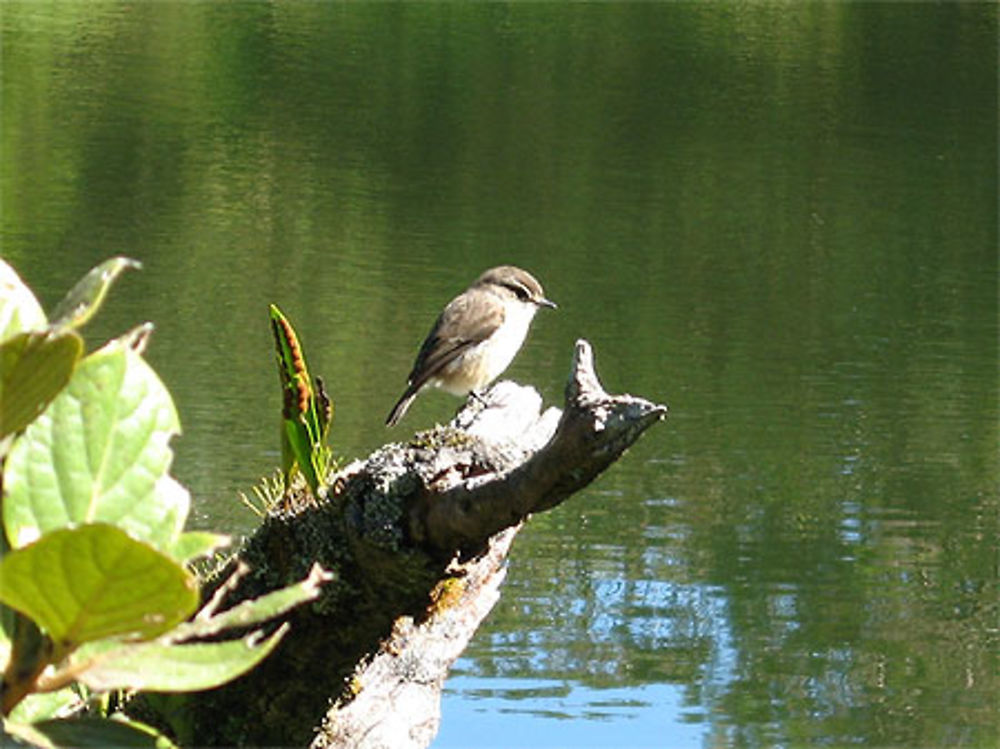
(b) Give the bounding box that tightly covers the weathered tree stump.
[174,340,666,748]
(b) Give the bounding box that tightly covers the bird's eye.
[507,282,531,301]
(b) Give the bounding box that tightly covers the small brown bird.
[386,265,556,427]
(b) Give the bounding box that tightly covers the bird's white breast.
[435,301,538,396]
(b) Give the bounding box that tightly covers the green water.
[3,3,996,747]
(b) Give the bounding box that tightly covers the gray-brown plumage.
[386,266,556,427]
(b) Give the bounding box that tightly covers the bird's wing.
[406,288,505,390]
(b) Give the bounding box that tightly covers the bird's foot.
[454,389,490,421]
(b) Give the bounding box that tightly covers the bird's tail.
[385,389,418,427]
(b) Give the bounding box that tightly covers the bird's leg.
[453,389,489,421]
[450,389,494,423]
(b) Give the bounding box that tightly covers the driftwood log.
[171,340,667,748]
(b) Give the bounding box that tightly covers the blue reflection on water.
[436,583,740,748]
[436,677,705,749]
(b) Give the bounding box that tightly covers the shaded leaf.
[1,609,49,712]
[49,256,142,332]
[27,716,178,749]
[3,341,184,550]
[76,625,288,693]
[0,331,83,441]
[0,525,198,648]
[0,601,14,671]
[0,259,47,341]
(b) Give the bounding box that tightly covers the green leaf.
[0,259,48,341]
[6,687,83,725]
[149,475,191,555]
[282,418,321,494]
[49,256,142,332]
[0,331,83,441]
[3,340,185,551]
[76,625,288,693]
[0,525,198,648]
[175,563,330,641]
[2,718,55,749]
[269,304,332,495]
[26,716,178,749]
[167,531,231,565]
[0,602,13,671]
[1,609,49,710]
[60,566,322,694]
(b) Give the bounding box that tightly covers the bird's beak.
[538,297,557,310]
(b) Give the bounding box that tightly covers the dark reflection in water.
[3,3,995,747]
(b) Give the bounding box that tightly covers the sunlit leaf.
[3,341,184,551]
[6,687,83,725]
[118,321,155,355]
[2,718,55,749]
[0,525,198,648]
[167,531,231,565]
[177,563,330,641]
[49,256,142,332]
[27,716,178,749]
[150,475,191,555]
[0,331,83,441]
[269,304,333,495]
[0,259,47,341]
[76,625,288,693]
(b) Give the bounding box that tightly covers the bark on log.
[175,340,667,747]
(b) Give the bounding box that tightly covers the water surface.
[3,3,996,747]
